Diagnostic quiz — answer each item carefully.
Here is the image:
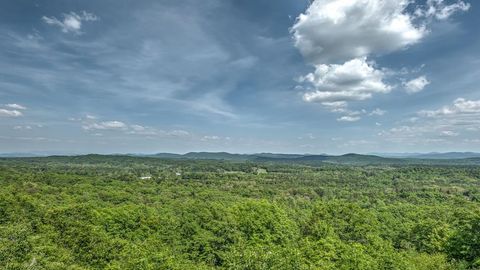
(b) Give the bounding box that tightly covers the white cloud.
[379,123,461,145]
[314,102,385,122]
[202,135,221,141]
[167,130,190,137]
[337,115,361,122]
[0,136,61,143]
[13,125,32,130]
[42,11,98,34]
[0,103,26,117]
[292,0,469,64]
[441,130,459,137]
[369,108,387,116]
[130,125,146,132]
[0,109,23,117]
[320,101,348,112]
[302,57,391,103]
[5,103,27,110]
[291,0,426,64]
[419,98,480,117]
[379,97,479,144]
[79,116,193,139]
[292,0,469,117]
[297,133,317,140]
[98,121,126,129]
[83,120,127,131]
[404,75,430,94]
[127,125,159,136]
[340,139,373,148]
[416,0,470,20]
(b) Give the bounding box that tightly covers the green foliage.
[0,155,479,268]
[446,213,480,268]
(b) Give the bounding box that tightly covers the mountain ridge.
[2,152,480,166]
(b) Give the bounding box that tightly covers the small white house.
[140,176,152,180]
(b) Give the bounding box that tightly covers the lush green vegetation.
[1,155,480,269]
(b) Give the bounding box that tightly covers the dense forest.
[1,155,479,269]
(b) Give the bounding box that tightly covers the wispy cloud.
[5,103,27,110]
[77,116,192,139]
[415,0,470,20]
[379,97,480,145]
[418,98,480,117]
[13,125,32,130]
[337,115,361,122]
[369,108,386,116]
[2,6,244,122]
[82,120,127,131]
[42,11,98,34]
[0,103,26,117]
[0,109,23,117]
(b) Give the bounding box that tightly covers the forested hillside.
[1,155,479,269]
[142,152,480,165]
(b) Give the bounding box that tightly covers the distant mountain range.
[138,151,480,161]
[147,152,306,161]
[137,152,480,165]
[2,151,480,165]
[372,152,480,159]
[0,151,78,157]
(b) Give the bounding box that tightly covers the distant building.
[254,168,267,174]
[140,176,152,180]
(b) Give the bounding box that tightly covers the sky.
[0,0,479,155]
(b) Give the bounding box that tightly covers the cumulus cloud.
[292,0,469,64]
[292,0,469,117]
[301,57,391,103]
[42,11,98,34]
[291,0,426,64]
[404,75,430,94]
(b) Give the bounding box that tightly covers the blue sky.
[0,0,479,154]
